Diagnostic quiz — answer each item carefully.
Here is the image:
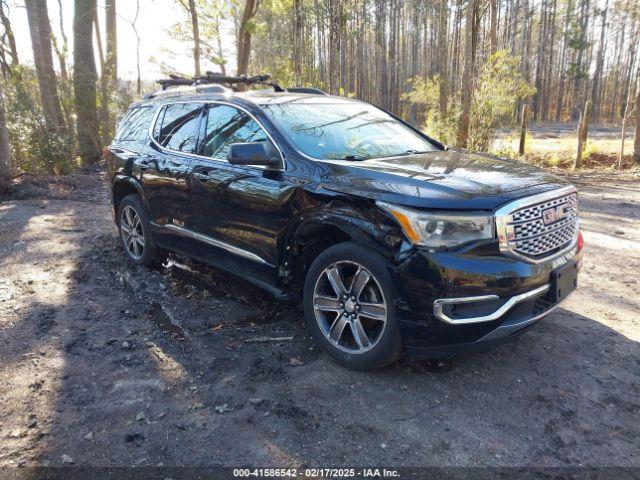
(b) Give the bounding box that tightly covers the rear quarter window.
[115,106,155,142]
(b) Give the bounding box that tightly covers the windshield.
[261,101,438,161]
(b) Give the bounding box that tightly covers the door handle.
[138,159,151,170]
[193,172,211,182]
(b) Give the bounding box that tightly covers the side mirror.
[227,142,280,167]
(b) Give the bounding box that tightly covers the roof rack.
[146,72,327,99]
[286,87,326,95]
[157,71,284,92]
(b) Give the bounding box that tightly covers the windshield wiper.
[340,154,368,161]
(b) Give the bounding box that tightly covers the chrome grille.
[496,187,579,263]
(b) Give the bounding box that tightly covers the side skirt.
[149,223,293,300]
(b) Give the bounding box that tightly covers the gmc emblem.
[542,204,570,225]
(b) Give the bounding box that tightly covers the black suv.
[107,76,582,370]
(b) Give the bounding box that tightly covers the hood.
[318,149,570,211]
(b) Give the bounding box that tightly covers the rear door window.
[202,104,269,160]
[115,106,154,142]
[153,103,205,154]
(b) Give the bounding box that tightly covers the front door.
[188,103,295,291]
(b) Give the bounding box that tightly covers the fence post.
[518,104,528,155]
[574,100,592,170]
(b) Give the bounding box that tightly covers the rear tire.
[117,194,166,267]
[303,242,403,371]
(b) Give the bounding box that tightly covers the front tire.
[117,194,166,267]
[303,242,403,370]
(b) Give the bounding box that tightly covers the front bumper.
[392,242,582,359]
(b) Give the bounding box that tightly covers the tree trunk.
[237,0,260,82]
[126,0,141,94]
[489,0,497,54]
[618,96,635,170]
[328,0,341,94]
[0,80,10,193]
[519,104,528,155]
[457,0,476,148]
[106,0,117,80]
[634,90,640,163]
[293,0,303,83]
[93,8,108,146]
[187,0,201,77]
[438,0,448,116]
[374,0,388,109]
[24,0,66,133]
[0,2,19,65]
[590,1,608,122]
[555,0,573,121]
[575,99,592,169]
[104,0,117,141]
[570,0,590,121]
[74,0,100,165]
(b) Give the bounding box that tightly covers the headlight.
[377,201,494,248]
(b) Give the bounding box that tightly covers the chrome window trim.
[152,222,271,266]
[433,283,550,325]
[495,185,578,264]
[146,99,285,171]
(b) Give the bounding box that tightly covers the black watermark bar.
[0,468,639,480]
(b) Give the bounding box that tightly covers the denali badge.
[542,204,570,225]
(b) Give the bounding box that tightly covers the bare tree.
[634,90,640,163]
[489,0,498,54]
[120,0,141,94]
[618,94,636,170]
[74,0,100,165]
[328,0,342,94]
[438,0,449,115]
[52,0,69,81]
[457,0,477,148]
[24,0,66,133]
[237,0,261,80]
[575,100,592,169]
[106,0,117,81]
[92,6,109,145]
[0,1,18,66]
[178,0,201,76]
[590,1,608,122]
[0,78,10,193]
[104,0,117,141]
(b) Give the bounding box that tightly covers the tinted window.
[153,103,204,153]
[261,101,437,160]
[116,106,154,142]
[202,105,268,160]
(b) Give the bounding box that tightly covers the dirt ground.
[0,167,639,468]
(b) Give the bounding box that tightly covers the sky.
[7,0,236,83]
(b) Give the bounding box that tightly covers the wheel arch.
[282,206,404,291]
[112,176,146,221]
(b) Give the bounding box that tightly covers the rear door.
[142,102,205,232]
[187,103,295,290]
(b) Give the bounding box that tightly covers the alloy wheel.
[120,205,145,260]
[312,260,388,354]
